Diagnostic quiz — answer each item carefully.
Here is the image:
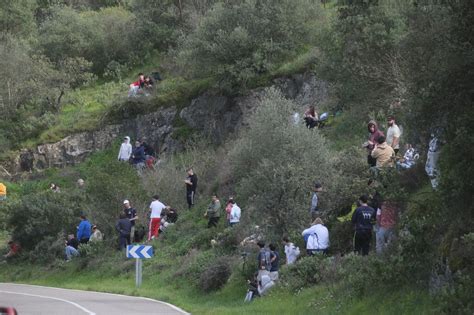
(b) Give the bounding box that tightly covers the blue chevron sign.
[126,245,154,259]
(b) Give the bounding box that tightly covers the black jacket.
[351,206,376,231]
[115,218,132,235]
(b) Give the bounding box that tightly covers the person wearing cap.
[89,225,103,242]
[386,115,401,154]
[310,182,323,220]
[118,136,132,162]
[123,200,138,242]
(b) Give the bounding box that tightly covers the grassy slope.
[0,258,434,315]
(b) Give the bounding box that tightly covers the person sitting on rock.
[65,234,79,261]
[89,225,103,242]
[304,105,319,129]
[397,143,418,170]
[128,73,145,97]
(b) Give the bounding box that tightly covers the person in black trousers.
[115,213,131,250]
[184,167,198,209]
[352,195,376,256]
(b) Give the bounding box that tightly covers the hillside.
[1,1,473,314]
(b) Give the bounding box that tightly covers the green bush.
[38,6,143,74]
[198,257,232,292]
[5,191,84,251]
[172,249,217,285]
[280,256,326,290]
[229,88,361,236]
[176,0,319,91]
[28,235,66,264]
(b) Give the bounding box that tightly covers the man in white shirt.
[148,194,166,241]
[386,116,401,154]
[118,136,132,161]
[301,217,329,255]
[229,200,241,226]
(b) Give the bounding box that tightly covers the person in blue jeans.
[65,234,79,261]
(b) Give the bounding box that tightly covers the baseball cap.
[123,200,130,204]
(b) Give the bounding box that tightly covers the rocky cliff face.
[11,72,329,173]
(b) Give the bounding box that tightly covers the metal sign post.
[127,245,153,288]
[135,258,142,288]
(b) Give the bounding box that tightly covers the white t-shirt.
[149,200,166,218]
[302,224,329,250]
[230,204,241,223]
[284,243,299,264]
[387,124,401,150]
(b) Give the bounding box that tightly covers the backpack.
[260,250,272,271]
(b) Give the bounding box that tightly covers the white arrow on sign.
[127,245,153,259]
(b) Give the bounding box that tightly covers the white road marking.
[0,283,190,314]
[0,290,96,315]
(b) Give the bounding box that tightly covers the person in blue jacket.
[77,215,92,244]
[131,140,146,169]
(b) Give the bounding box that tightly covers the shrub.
[38,6,143,74]
[176,0,319,91]
[280,255,327,290]
[6,191,84,251]
[172,249,217,285]
[28,235,65,264]
[198,257,232,292]
[229,88,359,236]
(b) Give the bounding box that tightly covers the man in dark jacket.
[351,195,376,256]
[131,140,146,169]
[184,167,198,209]
[115,213,132,250]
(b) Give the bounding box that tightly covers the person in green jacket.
[205,195,221,228]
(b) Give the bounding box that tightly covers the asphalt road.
[0,283,189,315]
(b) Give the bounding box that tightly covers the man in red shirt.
[376,201,398,254]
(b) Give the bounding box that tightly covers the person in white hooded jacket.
[302,217,329,255]
[118,136,133,161]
